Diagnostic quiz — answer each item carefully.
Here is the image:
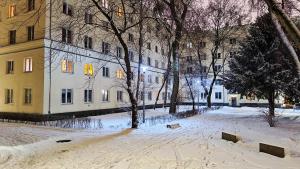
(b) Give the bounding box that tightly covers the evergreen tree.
[223,14,300,124]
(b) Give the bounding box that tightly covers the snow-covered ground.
[0,106,300,169]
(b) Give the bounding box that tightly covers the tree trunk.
[169,41,181,114]
[184,75,195,111]
[207,76,217,108]
[268,90,275,117]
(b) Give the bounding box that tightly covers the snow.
[0,106,300,169]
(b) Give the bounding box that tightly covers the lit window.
[84,64,94,76]
[8,5,16,18]
[116,6,123,17]
[102,90,109,102]
[24,58,33,72]
[5,89,13,104]
[61,59,74,73]
[24,88,32,104]
[116,69,125,79]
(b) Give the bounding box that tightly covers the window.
[147,75,152,83]
[155,60,159,68]
[200,66,207,73]
[167,92,171,100]
[200,53,207,60]
[9,30,16,44]
[155,76,159,84]
[84,36,93,49]
[84,64,94,76]
[186,56,193,63]
[102,67,110,77]
[5,89,13,104]
[116,6,123,17]
[85,10,93,24]
[117,91,123,102]
[187,42,193,48]
[187,67,193,74]
[24,88,32,104]
[63,1,73,16]
[148,91,152,101]
[116,46,123,58]
[128,33,134,42]
[28,0,35,11]
[24,58,33,72]
[84,89,93,103]
[27,26,34,41]
[102,90,109,102]
[198,41,206,48]
[6,61,14,74]
[214,65,222,72]
[147,42,151,50]
[102,21,109,31]
[129,50,134,61]
[161,62,165,69]
[101,0,109,8]
[230,38,236,45]
[62,28,72,44]
[61,89,73,104]
[162,92,165,100]
[161,48,165,55]
[61,59,74,73]
[155,46,158,53]
[218,53,221,59]
[8,5,16,18]
[116,69,125,79]
[147,57,151,66]
[102,42,111,54]
[215,92,222,100]
[215,79,223,85]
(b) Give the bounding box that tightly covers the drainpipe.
[48,0,53,114]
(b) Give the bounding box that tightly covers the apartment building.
[180,27,284,107]
[0,0,172,115]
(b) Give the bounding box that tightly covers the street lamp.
[142,66,147,123]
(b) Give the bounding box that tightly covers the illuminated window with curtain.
[116,6,123,17]
[84,63,94,76]
[61,59,74,73]
[24,58,33,72]
[116,69,124,79]
[8,5,16,18]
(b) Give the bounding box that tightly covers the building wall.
[0,40,45,114]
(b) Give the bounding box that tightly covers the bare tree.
[153,0,193,114]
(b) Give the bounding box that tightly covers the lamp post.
[197,80,200,110]
[142,66,147,123]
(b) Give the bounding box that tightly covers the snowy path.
[1,107,300,169]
